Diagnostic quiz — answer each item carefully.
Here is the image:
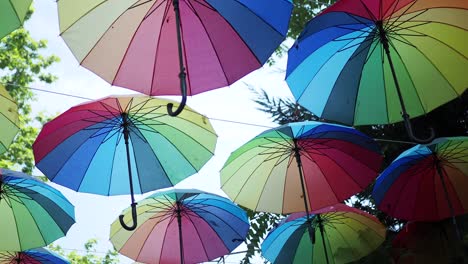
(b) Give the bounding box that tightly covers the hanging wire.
[0,81,419,145]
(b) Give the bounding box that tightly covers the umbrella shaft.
[317,215,330,264]
[122,113,135,204]
[173,0,187,95]
[176,202,185,264]
[293,140,311,218]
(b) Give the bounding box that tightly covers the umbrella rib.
[59,0,112,34]
[183,210,212,260]
[386,4,425,34]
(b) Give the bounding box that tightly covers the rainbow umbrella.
[286,0,468,143]
[0,84,19,155]
[0,169,75,252]
[33,95,217,230]
[110,189,249,264]
[0,0,32,39]
[261,204,386,264]
[221,121,382,215]
[58,0,293,115]
[373,137,468,237]
[0,248,69,264]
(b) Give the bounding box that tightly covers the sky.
[22,1,294,263]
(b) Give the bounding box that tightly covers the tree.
[0,8,59,174]
[48,239,119,264]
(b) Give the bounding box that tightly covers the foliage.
[0,8,59,174]
[48,239,119,264]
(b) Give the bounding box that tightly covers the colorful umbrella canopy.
[0,169,75,252]
[221,121,382,215]
[58,0,293,115]
[262,204,386,264]
[33,95,217,230]
[0,84,19,155]
[372,137,468,223]
[0,0,32,39]
[0,248,69,264]
[392,219,466,264]
[286,0,468,143]
[110,189,249,264]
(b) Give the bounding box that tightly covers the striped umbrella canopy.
[0,169,75,251]
[0,0,32,39]
[110,189,249,264]
[0,84,19,155]
[261,204,386,264]
[286,0,468,143]
[221,121,382,214]
[57,0,293,115]
[33,95,217,230]
[0,248,69,264]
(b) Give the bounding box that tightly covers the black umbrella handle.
[403,114,436,144]
[119,202,138,231]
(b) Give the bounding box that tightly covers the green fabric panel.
[0,200,20,251]
[401,23,467,94]
[256,157,289,213]
[293,232,313,264]
[0,1,20,38]
[384,45,425,123]
[393,37,457,113]
[354,43,388,125]
[20,198,63,244]
[313,229,335,264]
[11,0,32,23]
[9,198,45,250]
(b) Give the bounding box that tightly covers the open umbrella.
[0,248,69,264]
[221,121,382,216]
[0,84,19,155]
[110,189,249,264]
[33,95,217,230]
[261,204,386,264]
[286,0,468,143]
[392,219,466,264]
[373,137,468,237]
[0,169,75,252]
[58,0,293,115]
[0,0,32,39]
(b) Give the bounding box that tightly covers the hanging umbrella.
[286,0,468,143]
[0,169,75,252]
[221,121,382,216]
[57,0,293,115]
[373,137,468,237]
[0,0,32,39]
[0,248,69,264]
[0,84,19,155]
[110,189,249,264]
[261,204,386,264]
[392,219,467,264]
[33,95,217,230]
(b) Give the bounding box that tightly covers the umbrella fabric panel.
[221,121,382,214]
[0,85,19,155]
[373,137,468,221]
[286,0,468,126]
[33,96,217,195]
[58,0,291,96]
[0,248,70,264]
[0,170,75,251]
[0,0,32,39]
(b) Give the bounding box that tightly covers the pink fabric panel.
[114,1,169,95]
[135,216,177,264]
[320,0,415,20]
[187,0,259,91]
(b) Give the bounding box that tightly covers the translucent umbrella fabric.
[110,189,249,264]
[261,204,386,264]
[0,248,69,264]
[0,169,75,251]
[0,0,32,39]
[221,121,382,214]
[0,84,19,155]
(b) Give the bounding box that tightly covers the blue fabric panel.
[274,224,308,264]
[234,0,292,35]
[129,131,173,193]
[36,123,105,182]
[205,0,285,63]
[108,133,140,195]
[26,248,69,264]
[321,31,375,125]
[262,218,306,261]
[50,128,108,191]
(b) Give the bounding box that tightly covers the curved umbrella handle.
[403,114,436,144]
[119,202,138,231]
[167,93,187,117]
